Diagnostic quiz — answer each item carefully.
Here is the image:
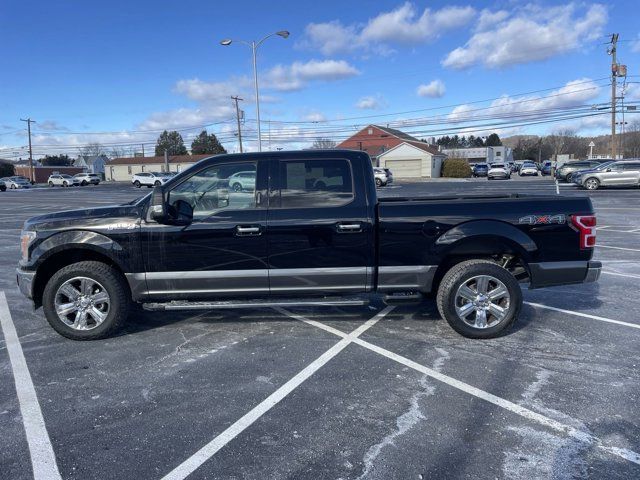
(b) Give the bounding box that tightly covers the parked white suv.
[373,167,393,187]
[132,172,173,188]
[48,174,80,187]
[73,173,101,186]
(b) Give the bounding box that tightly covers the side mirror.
[149,185,167,222]
[606,168,612,172]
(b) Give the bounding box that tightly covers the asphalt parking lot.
[1,178,639,479]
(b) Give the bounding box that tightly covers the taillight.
[571,215,596,249]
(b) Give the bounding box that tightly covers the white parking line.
[161,306,395,480]
[0,292,62,480]
[597,245,640,252]
[280,309,640,466]
[525,302,640,330]
[602,270,640,279]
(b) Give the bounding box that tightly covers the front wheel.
[63,181,68,187]
[566,173,573,183]
[81,180,88,186]
[134,180,141,188]
[154,180,161,187]
[584,178,600,190]
[49,181,54,187]
[436,260,522,339]
[375,178,383,187]
[42,261,130,340]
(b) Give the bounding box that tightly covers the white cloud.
[37,120,69,132]
[174,78,247,103]
[417,80,445,98]
[300,2,476,55]
[301,111,327,122]
[355,94,385,110]
[264,59,360,92]
[443,3,608,69]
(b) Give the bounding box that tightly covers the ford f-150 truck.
[16,150,601,340]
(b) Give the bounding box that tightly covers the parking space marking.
[0,292,62,480]
[525,302,640,330]
[597,245,640,252]
[161,306,395,480]
[602,270,640,279]
[280,309,640,466]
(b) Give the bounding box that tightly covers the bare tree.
[311,137,337,149]
[79,142,106,157]
[108,146,128,159]
[624,120,640,159]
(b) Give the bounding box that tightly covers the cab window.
[277,159,353,208]
[168,163,257,220]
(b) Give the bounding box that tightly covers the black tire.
[375,178,383,187]
[232,182,243,192]
[11,184,16,189]
[63,181,68,187]
[584,177,600,190]
[566,173,573,183]
[134,180,141,188]
[42,261,130,340]
[81,180,88,186]
[436,259,522,339]
[154,180,161,187]
[49,181,54,187]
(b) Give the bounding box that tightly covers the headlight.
[20,230,36,261]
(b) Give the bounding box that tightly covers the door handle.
[336,223,363,233]
[235,225,262,236]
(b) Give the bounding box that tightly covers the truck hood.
[23,204,143,232]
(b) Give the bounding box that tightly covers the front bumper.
[528,260,602,288]
[16,268,35,300]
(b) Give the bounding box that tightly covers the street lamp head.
[277,30,290,39]
[220,39,232,46]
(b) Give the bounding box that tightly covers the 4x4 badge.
[519,214,566,225]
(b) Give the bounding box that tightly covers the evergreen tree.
[485,133,502,146]
[154,130,188,156]
[190,130,227,154]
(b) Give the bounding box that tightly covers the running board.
[142,296,369,311]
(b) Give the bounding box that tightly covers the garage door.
[384,158,423,178]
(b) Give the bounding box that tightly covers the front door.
[140,160,269,300]
[266,156,374,294]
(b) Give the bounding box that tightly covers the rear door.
[621,162,640,186]
[266,156,374,294]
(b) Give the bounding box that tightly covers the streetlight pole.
[220,31,289,152]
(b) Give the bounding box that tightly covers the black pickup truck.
[17,150,601,340]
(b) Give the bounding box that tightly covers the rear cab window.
[275,158,354,208]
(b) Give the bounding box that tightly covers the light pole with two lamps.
[220,30,289,152]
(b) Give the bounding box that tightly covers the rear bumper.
[528,260,601,288]
[16,268,35,300]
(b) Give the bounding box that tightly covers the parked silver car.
[487,163,511,180]
[576,160,640,190]
[373,167,393,187]
[48,174,80,187]
[73,173,101,185]
[1,176,32,189]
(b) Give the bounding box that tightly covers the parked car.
[518,162,538,176]
[487,163,511,180]
[132,172,173,188]
[48,174,80,187]
[13,175,34,185]
[575,160,640,190]
[2,176,32,189]
[541,161,552,176]
[570,161,615,186]
[228,170,256,191]
[373,167,393,187]
[555,160,611,182]
[472,163,489,177]
[73,173,101,186]
[0,181,5,192]
[17,150,600,341]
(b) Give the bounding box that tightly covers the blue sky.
[1,0,639,157]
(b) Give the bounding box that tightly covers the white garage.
[377,142,445,178]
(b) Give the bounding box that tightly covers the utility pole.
[231,96,243,153]
[164,149,169,173]
[20,118,36,181]
[609,33,619,160]
[142,144,145,157]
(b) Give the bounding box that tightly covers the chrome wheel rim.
[454,275,510,329]
[54,277,110,330]
[585,179,598,190]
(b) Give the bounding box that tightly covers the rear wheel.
[584,177,600,190]
[436,260,522,339]
[42,261,130,340]
[154,180,161,187]
[566,173,573,183]
[49,181,54,187]
[81,180,88,186]
[375,178,383,187]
